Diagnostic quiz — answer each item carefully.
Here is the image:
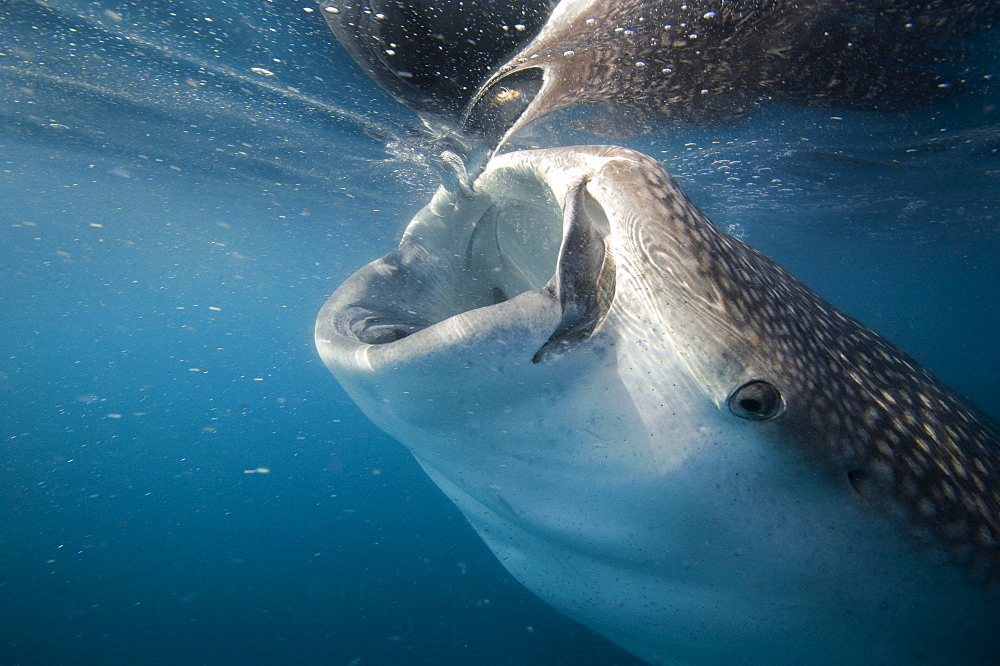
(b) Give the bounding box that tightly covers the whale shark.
[316,145,1000,664]
[462,0,1000,148]
[320,0,999,151]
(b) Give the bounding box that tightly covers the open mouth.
[463,68,545,147]
[319,152,616,365]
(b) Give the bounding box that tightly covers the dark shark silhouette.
[320,0,998,148]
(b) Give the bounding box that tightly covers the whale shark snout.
[316,145,1000,664]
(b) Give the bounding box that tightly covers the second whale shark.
[320,0,1000,152]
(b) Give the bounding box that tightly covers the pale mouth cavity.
[348,177,566,346]
[344,170,615,362]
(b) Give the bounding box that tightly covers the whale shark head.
[316,145,999,664]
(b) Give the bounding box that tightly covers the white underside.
[408,323,994,665]
[341,312,994,665]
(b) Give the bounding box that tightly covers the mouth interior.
[479,173,565,298]
[349,171,566,345]
[463,68,545,146]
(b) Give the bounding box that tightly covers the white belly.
[392,330,996,666]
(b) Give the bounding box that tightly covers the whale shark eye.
[728,381,783,420]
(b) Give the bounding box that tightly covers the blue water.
[1,1,997,664]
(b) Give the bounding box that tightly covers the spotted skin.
[467,0,1000,146]
[616,148,1000,576]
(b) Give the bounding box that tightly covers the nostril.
[847,469,871,497]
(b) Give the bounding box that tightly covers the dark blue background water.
[1,1,997,664]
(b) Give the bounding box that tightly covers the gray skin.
[316,145,999,665]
